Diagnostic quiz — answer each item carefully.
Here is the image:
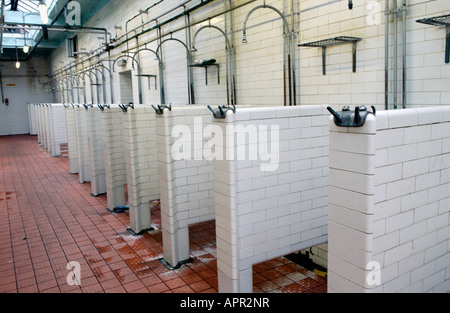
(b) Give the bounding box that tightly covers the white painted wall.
[47,0,450,109]
[0,57,53,136]
[213,105,330,293]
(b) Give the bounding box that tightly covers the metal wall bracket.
[417,14,450,63]
[152,104,172,115]
[299,36,362,75]
[327,105,376,127]
[98,104,111,111]
[207,104,236,119]
[119,103,134,112]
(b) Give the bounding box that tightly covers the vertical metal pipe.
[385,0,390,110]
[402,0,407,109]
[135,37,143,104]
[393,0,398,109]
[157,27,166,105]
[185,11,195,104]
[228,0,237,105]
[291,0,297,106]
[107,52,114,104]
[446,27,450,64]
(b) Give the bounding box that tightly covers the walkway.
[0,135,327,293]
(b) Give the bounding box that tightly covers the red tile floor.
[0,135,327,293]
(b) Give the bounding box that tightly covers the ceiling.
[0,0,112,61]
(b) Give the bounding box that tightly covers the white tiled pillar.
[65,105,79,174]
[123,105,159,235]
[41,104,49,150]
[101,105,127,212]
[36,104,43,145]
[87,106,107,196]
[38,104,45,146]
[28,103,38,136]
[156,106,215,268]
[74,105,91,183]
[45,104,53,154]
[327,113,376,293]
[213,105,330,293]
[49,104,68,157]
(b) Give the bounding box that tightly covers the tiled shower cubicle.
[328,106,450,293]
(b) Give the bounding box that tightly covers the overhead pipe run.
[50,0,260,105]
[50,0,255,85]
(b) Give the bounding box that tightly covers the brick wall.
[298,0,450,109]
[213,104,329,292]
[328,106,450,293]
[156,105,216,268]
[123,105,159,234]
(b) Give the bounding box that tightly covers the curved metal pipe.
[132,48,166,104]
[91,65,107,103]
[192,24,234,105]
[156,37,194,104]
[242,4,290,42]
[81,69,96,103]
[242,3,293,106]
[94,62,113,104]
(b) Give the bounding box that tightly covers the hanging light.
[15,46,21,69]
[22,29,29,53]
[38,0,49,24]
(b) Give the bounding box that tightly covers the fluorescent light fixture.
[39,1,49,24]
[23,45,29,53]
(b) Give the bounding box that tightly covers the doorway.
[119,70,133,104]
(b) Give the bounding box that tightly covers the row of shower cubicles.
[27,101,450,293]
[28,101,332,293]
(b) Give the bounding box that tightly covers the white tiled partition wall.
[86,106,107,197]
[65,105,79,175]
[213,104,330,293]
[100,104,128,213]
[28,103,38,136]
[41,104,49,151]
[45,105,53,154]
[155,105,215,269]
[74,105,91,184]
[328,106,450,293]
[34,104,42,144]
[37,104,45,146]
[122,105,159,235]
[48,104,68,157]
